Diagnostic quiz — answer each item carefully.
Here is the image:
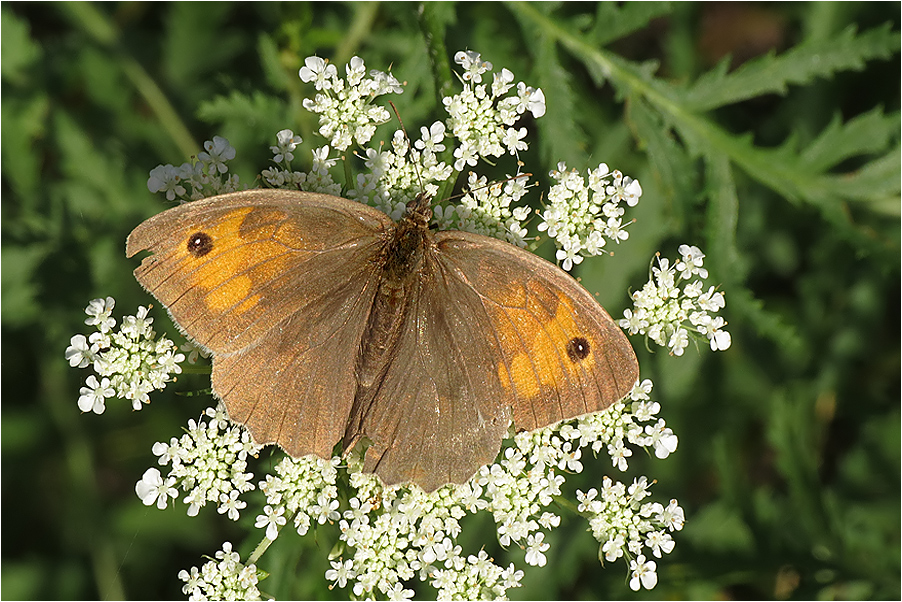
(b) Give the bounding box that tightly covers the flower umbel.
[178,542,262,601]
[66,298,186,413]
[621,245,731,355]
[538,163,643,271]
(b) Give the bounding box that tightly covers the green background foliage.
[2,2,899,600]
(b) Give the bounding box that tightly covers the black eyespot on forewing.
[566,336,591,362]
[187,232,213,257]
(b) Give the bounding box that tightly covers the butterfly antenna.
[443,170,534,204]
[388,101,426,194]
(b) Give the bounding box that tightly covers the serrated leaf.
[257,33,292,93]
[1,6,43,85]
[532,35,588,167]
[703,151,743,284]
[590,1,673,46]
[800,108,900,172]
[630,97,697,229]
[681,24,901,111]
[1,244,50,327]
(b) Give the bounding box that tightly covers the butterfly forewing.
[126,190,394,354]
[127,190,394,458]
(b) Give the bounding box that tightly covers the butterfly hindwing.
[433,230,638,432]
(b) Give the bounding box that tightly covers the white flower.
[556,241,584,272]
[629,554,658,590]
[180,542,262,600]
[255,505,286,540]
[602,534,625,562]
[645,419,679,459]
[524,532,550,567]
[371,69,403,95]
[325,559,355,589]
[84,297,116,332]
[299,56,338,88]
[415,121,446,153]
[658,499,685,531]
[645,530,675,558]
[516,82,546,118]
[710,326,732,351]
[619,308,647,335]
[197,136,236,175]
[136,468,178,509]
[271,129,303,163]
[502,126,528,153]
[218,490,247,521]
[455,50,492,83]
[668,327,690,356]
[65,334,93,368]
[77,375,114,414]
[676,244,708,279]
[147,164,187,200]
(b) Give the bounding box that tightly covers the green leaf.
[1,6,43,86]
[589,1,672,47]
[799,108,900,172]
[681,24,901,111]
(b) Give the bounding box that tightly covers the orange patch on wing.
[497,286,591,401]
[177,207,293,314]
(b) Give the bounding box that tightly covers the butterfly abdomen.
[345,204,436,450]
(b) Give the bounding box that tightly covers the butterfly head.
[403,192,433,229]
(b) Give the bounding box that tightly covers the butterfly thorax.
[345,193,435,446]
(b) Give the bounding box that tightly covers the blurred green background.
[2,2,899,600]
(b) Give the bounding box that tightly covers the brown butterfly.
[126,189,638,492]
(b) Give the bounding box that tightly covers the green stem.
[417,2,459,200]
[417,3,455,105]
[334,3,381,66]
[247,532,278,566]
[60,2,199,159]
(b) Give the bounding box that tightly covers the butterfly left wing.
[436,231,639,430]
[353,230,638,492]
[432,230,639,433]
[126,190,396,459]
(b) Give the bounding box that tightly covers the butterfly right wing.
[127,189,394,458]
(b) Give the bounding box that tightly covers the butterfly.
[126,189,638,492]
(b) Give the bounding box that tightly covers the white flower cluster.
[260,130,343,197]
[350,128,455,219]
[577,480,683,592]
[446,172,532,247]
[620,245,731,356]
[147,136,240,202]
[137,406,262,517]
[538,163,643,271]
[323,470,525,600]
[444,50,545,171]
[299,55,402,151]
[165,379,676,600]
[65,298,185,413]
[256,454,341,539]
[178,542,262,601]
